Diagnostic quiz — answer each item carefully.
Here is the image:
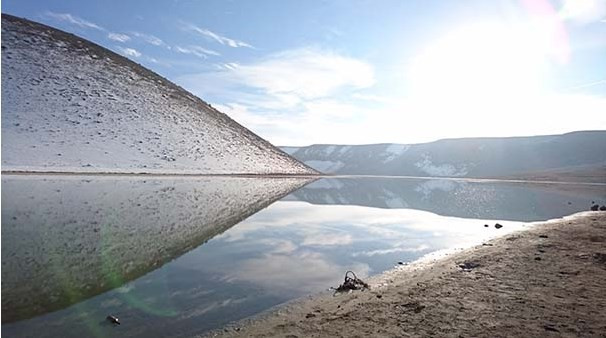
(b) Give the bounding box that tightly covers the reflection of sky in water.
[3,177,604,337]
[3,201,526,337]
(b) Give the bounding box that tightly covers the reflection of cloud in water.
[302,233,353,246]
[228,252,370,293]
[218,201,525,295]
[263,239,298,254]
[222,201,521,248]
[352,244,430,257]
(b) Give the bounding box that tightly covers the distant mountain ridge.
[281,131,606,180]
[1,14,316,175]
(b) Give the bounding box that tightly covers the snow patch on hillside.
[382,144,410,163]
[414,155,468,177]
[323,145,336,155]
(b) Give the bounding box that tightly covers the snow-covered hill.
[1,14,316,175]
[281,131,606,179]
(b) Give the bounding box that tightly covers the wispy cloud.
[108,33,130,42]
[176,45,606,146]
[240,48,373,99]
[175,45,220,58]
[178,48,373,102]
[116,46,141,58]
[182,22,252,48]
[44,11,104,31]
[565,79,606,91]
[131,32,168,48]
[175,47,376,145]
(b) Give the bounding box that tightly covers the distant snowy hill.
[281,131,606,179]
[1,14,316,175]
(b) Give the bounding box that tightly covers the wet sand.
[209,212,606,337]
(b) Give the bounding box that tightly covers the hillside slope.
[1,14,316,175]
[282,131,606,179]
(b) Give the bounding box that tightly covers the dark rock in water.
[590,204,599,211]
[600,205,606,211]
[106,315,120,325]
[397,261,404,265]
[567,201,572,205]
[495,223,503,229]
[484,224,489,228]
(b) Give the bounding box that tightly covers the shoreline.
[207,212,606,337]
[2,170,605,186]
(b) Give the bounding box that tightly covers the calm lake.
[2,175,605,337]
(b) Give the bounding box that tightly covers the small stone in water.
[106,315,120,325]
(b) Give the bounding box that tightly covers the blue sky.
[3,0,606,145]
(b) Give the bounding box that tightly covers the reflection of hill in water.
[1,175,313,323]
[284,177,605,221]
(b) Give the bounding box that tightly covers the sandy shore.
[208,212,606,337]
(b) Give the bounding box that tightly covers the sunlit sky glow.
[4,0,606,146]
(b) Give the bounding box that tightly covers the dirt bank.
[208,212,606,337]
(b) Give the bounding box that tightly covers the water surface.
[2,175,604,337]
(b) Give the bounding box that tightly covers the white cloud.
[175,45,220,58]
[177,48,374,104]
[44,12,104,30]
[176,45,605,146]
[559,0,606,24]
[117,47,141,58]
[175,48,377,145]
[108,33,130,42]
[131,32,167,47]
[566,79,606,91]
[232,49,374,99]
[215,92,606,146]
[182,22,252,48]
